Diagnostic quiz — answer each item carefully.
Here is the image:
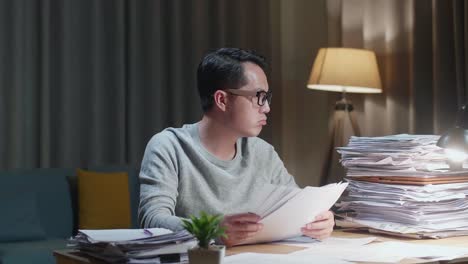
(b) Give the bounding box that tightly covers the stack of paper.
[336,179,468,238]
[337,134,459,177]
[68,228,196,263]
[335,134,468,238]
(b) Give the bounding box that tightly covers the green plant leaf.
[182,211,226,249]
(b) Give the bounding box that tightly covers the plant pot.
[188,245,225,264]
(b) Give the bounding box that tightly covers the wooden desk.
[54,230,468,264]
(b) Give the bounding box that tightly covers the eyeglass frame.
[224,89,272,107]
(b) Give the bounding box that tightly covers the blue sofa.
[0,167,140,264]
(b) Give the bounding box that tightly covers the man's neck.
[198,115,239,161]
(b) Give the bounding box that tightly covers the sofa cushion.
[86,165,140,228]
[0,191,46,242]
[0,169,74,239]
[78,169,132,229]
[0,238,67,264]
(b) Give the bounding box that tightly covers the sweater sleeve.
[138,134,185,231]
[269,148,299,188]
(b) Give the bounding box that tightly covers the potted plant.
[182,211,227,264]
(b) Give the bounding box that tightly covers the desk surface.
[54,230,468,264]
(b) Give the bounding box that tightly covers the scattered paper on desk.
[274,236,377,248]
[290,241,468,263]
[224,252,351,264]
[244,182,348,244]
[291,244,403,263]
[365,242,468,261]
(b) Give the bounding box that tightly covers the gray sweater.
[138,122,297,231]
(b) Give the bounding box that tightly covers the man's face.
[226,62,271,137]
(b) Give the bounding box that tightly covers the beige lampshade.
[307,48,382,93]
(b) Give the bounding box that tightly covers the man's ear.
[213,90,229,112]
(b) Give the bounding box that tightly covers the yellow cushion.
[77,169,131,229]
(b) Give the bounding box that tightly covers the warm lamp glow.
[437,105,468,170]
[445,149,468,163]
[307,48,383,94]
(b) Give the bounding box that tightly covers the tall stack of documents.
[335,134,468,238]
[68,228,196,263]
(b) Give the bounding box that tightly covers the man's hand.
[301,210,334,240]
[220,213,263,247]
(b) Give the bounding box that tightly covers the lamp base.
[335,97,354,112]
[320,97,361,185]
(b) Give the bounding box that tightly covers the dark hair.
[197,48,267,112]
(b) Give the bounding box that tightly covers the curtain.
[0,0,274,169]
[322,0,468,184]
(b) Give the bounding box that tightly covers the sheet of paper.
[274,236,378,248]
[364,242,468,261]
[254,184,301,218]
[291,245,404,263]
[224,252,351,264]
[244,182,348,244]
[290,241,468,263]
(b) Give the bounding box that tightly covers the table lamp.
[307,47,382,184]
[437,105,468,170]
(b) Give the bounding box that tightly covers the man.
[139,48,334,247]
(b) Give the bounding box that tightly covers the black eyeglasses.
[225,89,272,107]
